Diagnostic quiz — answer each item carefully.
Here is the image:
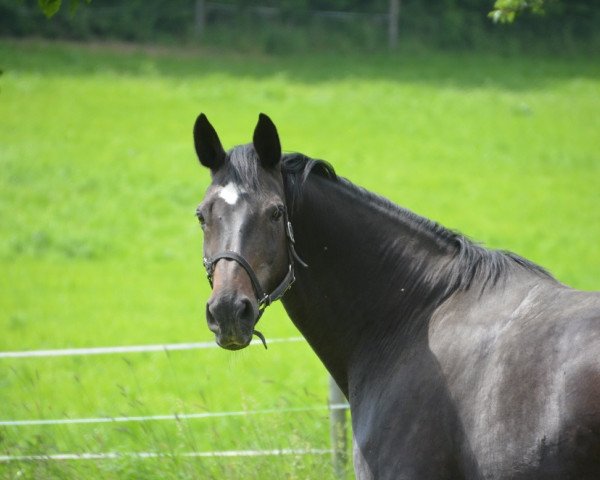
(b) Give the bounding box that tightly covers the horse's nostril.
[206,302,220,332]
[236,297,255,322]
[206,295,255,327]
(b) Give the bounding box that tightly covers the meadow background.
[1,10,599,479]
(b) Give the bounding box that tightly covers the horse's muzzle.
[206,292,258,350]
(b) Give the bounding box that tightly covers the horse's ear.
[253,113,281,169]
[194,113,226,171]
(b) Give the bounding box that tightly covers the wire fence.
[5,0,399,51]
[0,404,349,427]
[0,336,350,472]
[0,448,335,463]
[0,336,305,358]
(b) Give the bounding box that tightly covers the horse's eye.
[197,211,206,227]
[271,205,284,221]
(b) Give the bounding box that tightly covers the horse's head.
[194,113,297,350]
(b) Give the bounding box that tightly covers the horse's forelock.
[222,144,261,190]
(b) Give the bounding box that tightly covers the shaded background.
[2,0,600,53]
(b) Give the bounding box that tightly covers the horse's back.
[430,274,600,479]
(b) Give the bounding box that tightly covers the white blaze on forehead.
[218,182,241,205]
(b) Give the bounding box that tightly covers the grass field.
[0,40,599,479]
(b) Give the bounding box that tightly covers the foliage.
[38,0,89,18]
[37,0,60,17]
[2,0,599,53]
[489,0,547,23]
[35,0,553,21]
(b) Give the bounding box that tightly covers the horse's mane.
[281,152,553,293]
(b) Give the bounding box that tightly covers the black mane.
[281,152,552,294]
[221,148,552,296]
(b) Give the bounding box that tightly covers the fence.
[2,0,402,51]
[194,0,401,49]
[0,337,350,477]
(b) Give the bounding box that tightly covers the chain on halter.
[202,207,307,349]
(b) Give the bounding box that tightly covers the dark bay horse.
[193,113,600,479]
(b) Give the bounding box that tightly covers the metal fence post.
[329,376,348,479]
[194,0,206,38]
[388,0,401,50]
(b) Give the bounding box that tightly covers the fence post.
[329,376,348,479]
[194,0,206,38]
[388,0,400,50]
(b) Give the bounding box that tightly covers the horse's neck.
[282,175,456,394]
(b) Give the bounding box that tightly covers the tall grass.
[0,39,599,478]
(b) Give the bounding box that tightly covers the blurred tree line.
[1,0,599,53]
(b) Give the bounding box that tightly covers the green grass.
[1,39,599,478]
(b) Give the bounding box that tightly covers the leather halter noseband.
[202,207,307,348]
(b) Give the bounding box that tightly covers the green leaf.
[489,0,549,24]
[38,0,62,18]
[488,10,504,24]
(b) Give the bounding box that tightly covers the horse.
[192,113,600,479]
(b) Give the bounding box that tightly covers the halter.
[202,207,307,348]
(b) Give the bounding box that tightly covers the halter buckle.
[259,293,271,307]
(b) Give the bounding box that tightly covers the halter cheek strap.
[202,208,307,348]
